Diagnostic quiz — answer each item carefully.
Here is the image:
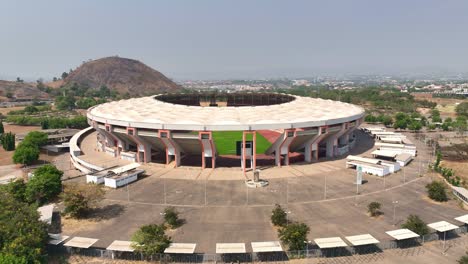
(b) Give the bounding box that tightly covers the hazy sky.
[1,0,468,80]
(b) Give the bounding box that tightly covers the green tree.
[62,183,105,218]
[23,131,48,147]
[25,164,63,204]
[459,253,468,264]
[426,181,448,202]
[271,204,288,227]
[55,94,76,110]
[408,120,422,131]
[0,190,49,263]
[401,215,429,236]
[456,102,468,117]
[61,72,68,79]
[278,222,310,251]
[1,132,15,151]
[131,224,171,255]
[76,97,98,109]
[367,201,382,217]
[0,179,27,203]
[163,207,181,228]
[0,121,4,134]
[393,119,408,130]
[13,144,40,165]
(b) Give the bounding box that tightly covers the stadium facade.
[82,93,364,172]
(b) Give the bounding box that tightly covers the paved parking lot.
[61,131,466,256]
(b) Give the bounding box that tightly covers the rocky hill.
[64,57,182,96]
[0,80,49,101]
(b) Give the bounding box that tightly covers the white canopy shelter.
[37,204,54,225]
[345,234,380,246]
[48,233,70,245]
[314,237,347,249]
[371,150,397,158]
[251,241,283,253]
[428,221,458,232]
[164,243,197,254]
[64,237,99,248]
[455,214,468,224]
[107,240,134,252]
[216,243,246,254]
[386,229,419,240]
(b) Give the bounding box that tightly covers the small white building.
[86,170,108,184]
[395,153,413,166]
[104,169,144,188]
[346,156,392,177]
[375,142,417,156]
[371,150,412,167]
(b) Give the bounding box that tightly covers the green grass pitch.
[211,131,272,155]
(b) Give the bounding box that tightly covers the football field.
[211,131,272,155]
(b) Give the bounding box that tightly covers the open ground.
[55,129,468,260]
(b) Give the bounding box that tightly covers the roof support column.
[127,127,151,163]
[304,126,328,162]
[158,130,181,168]
[275,129,297,167]
[199,131,216,169]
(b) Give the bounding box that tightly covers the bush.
[62,183,105,218]
[0,121,4,134]
[0,179,27,203]
[23,131,48,146]
[367,202,382,217]
[25,164,63,204]
[163,207,181,228]
[131,224,171,255]
[278,222,310,251]
[271,204,288,227]
[458,252,468,264]
[426,181,448,202]
[401,215,429,236]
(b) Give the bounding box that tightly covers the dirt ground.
[0,106,25,115]
[413,93,466,118]
[0,124,41,166]
[441,160,468,184]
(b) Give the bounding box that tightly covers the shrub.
[25,165,63,204]
[458,252,468,264]
[271,204,288,227]
[62,183,105,218]
[426,181,448,202]
[401,215,429,236]
[367,202,382,217]
[278,222,310,251]
[22,131,48,146]
[1,132,15,151]
[13,144,40,165]
[131,224,171,255]
[163,207,181,228]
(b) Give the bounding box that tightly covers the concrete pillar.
[127,127,152,163]
[304,127,328,162]
[199,131,216,169]
[242,131,256,175]
[274,129,296,167]
[158,130,181,167]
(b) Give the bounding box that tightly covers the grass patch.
[212,131,271,155]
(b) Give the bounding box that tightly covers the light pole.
[324,173,327,200]
[286,211,291,226]
[392,200,399,226]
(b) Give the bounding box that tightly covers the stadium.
[73,92,365,174]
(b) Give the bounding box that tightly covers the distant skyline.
[1,0,468,81]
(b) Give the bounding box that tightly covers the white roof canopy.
[251,241,283,253]
[216,243,246,254]
[164,243,197,254]
[371,150,397,158]
[48,233,70,245]
[37,204,54,225]
[64,237,99,248]
[428,221,458,232]
[88,95,364,131]
[107,240,134,252]
[345,234,380,246]
[385,229,419,240]
[455,214,468,224]
[314,237,347,249]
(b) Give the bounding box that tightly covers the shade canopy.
[455,214,468,224]
[164,243,197,254]
[64,237,98,248]
[428,221,458,232]
[345,234,380,246]
[48,233,69,245]
[106,240,134,252]
[251,241,283,253]
[216,243,246,254]
[314,237,347,249]
[385,229,419,240]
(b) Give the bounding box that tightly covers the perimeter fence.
[48,225,467,263]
